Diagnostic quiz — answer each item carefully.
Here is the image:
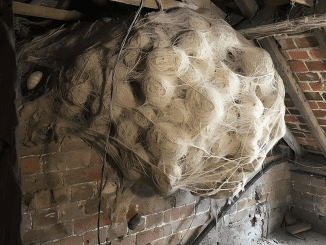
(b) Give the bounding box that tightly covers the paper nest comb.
[18,8,286,199]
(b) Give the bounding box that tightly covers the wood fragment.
[286,222,312,235]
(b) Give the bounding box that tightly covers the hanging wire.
[97,0,144,243]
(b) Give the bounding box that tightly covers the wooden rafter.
[239,13,326,40]
[260,37,326,158]
[283,127,306,158]
[234,0,258,18]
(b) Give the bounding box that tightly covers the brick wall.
[277,33,326,153]
[19,137,211,245]
[291,171,326,235]
[203,162,292,245]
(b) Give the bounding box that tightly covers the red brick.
[306,61,326,71]
[21,172,63,192]
[299,82,311,91]
[296,72,319,81]
[297,137,307,145]
[163,224,173,237]
[110,236,136,245]
[20,157,40,175]
[136,227,163,245]
[22,222,73,244]
[42,153,65,172]
[289,50,309,60]
[284,115,296,123]
[108,222,127,240]
[294,36,319,48]
[34,189,54,210]
[164,208,180,223]
[309,82,323,91]
[278,39,297,50]
[172,216,194,233]
[126,205,138,220]
[307,138,318,146]
[322,127,326,133]
[281,51,291,59]
[321,72,326,79]
[305,133,314,139]
[58,202,85,221]
[63,165,102,185]
[317,102,326,109]
[19,141,60,157]
[60,236,84,245]
[74,214,111,234]
[83,228,106,245]
[90,151,103,165]
[180,204,195,219]
[32,208,58,228]
[288,60,308,72]
[151,234,181,245]
[146,212,164,229]
[313,110,326,118]
[71,182,96,202]
[317,119,326,126]
[193,212,210,226]
[65,150,91,170]
[21,213,32,231]
[310,48,326,59]
[309,101,319,109]
[53,187,70,206]
[60,136,88,152]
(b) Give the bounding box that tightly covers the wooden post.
[260,37,326,158]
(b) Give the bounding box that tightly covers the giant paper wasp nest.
[18,8,286,199]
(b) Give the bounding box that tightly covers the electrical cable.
[97,0,144,244]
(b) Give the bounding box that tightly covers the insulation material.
[17,8,286,199]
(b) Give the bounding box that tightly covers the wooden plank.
[109,0,199,10]
[239,13,326,40]
[286,223,312,235]
[13,2,83,21]
[234,0,258,18]
[260,37,326,158]
[283,127,306,158]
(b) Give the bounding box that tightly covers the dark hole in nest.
[250,217,257,226]
[129,79,145,105]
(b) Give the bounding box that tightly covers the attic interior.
[1,0,326,244]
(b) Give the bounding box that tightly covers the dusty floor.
[258,229,326,245]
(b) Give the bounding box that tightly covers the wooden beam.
[109,0,199,10]
[283,127,306,158]
[239,13,326,40]
[260,37,326,158]
[234,0,258,18]
[13,2,83,21]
